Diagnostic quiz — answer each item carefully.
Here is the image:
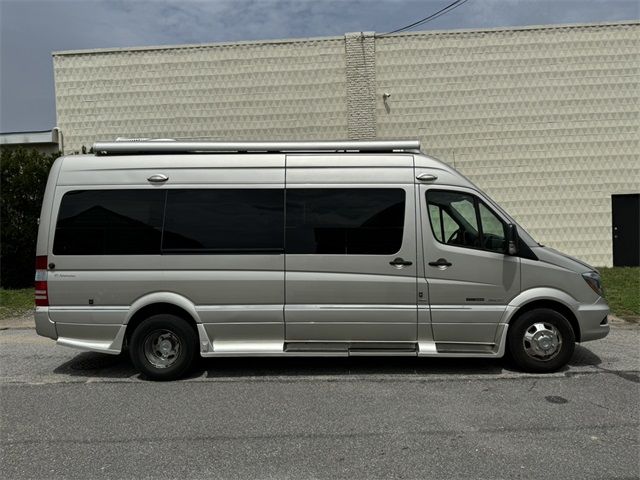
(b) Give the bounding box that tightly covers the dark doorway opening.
[612,194,639,267]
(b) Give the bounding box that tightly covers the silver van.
[34,140,610,380]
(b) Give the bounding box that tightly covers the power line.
[413,0,472,29]
[383,0,470,34]
[381,0,472,36]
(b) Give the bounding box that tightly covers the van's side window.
[54,190,164,255]
[163,189,284,253]
[478,202,507,253]
[428,204,458,244]
[426,190,506,253]
[286,189,405,254]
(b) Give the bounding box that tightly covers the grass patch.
[599,267,640,318]
[0,288,34,319]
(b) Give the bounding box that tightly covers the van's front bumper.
[34,307,57,340]
[577,297,610,342]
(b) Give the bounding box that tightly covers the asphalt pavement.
[1,324,638,479]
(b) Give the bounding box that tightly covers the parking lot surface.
[1,325,638,479]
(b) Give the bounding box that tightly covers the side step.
[436,343,495,354]
[417,326,509,358]
[348,348,417,357]
[198,328,509,358]
[285,342,418,356]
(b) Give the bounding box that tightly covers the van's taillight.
[35,256,49,307]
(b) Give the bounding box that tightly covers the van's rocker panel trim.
[36,292,607,357]
[35,301,510,357]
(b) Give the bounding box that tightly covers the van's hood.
[531,246,596,273]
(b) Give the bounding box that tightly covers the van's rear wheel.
[130,314,196,381]
[508,308,575,373]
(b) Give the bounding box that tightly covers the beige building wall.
[53,21,640,266]
[376,22,639,267]
[53,36,349,147]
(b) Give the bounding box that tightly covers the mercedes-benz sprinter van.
[34,140,609,380]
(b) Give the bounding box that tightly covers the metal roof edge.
[0,129,55,135]
[0,130,58,145]
[376,19,640,39]
[51,20,639,57]
[51,33,346,57]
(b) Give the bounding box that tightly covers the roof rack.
[92,140,421,155]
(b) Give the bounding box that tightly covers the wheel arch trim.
[125,292,201,325]
[505,288,581,341]
[124,293,211,352]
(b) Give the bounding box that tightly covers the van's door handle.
[416,173,438,182]
[147,174,168,183]
[428,258,452,267]
[390,257,413,267]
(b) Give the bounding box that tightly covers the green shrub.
[1,148,57,288]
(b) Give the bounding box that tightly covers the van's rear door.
[284,154,417,346]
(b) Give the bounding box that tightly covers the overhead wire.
[380,0,472,36]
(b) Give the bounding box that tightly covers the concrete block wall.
[53,21,640,266]
[375,22,639,266]
[53,37,349,148]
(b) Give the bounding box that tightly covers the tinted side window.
[427,190,479,249]
[428,203,459,244]
[479,202,507,253]
[162,189,284,253]
[54,190,164,255]
[426,190,506,253]
[286,189,405,254]
[428,204,443,242]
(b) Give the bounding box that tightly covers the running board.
[287,342,418,356]
[418,325,509,358]
[197,325,508,358]
[201,342,419,357]
[348,349,417,357]
[200,340,289,357]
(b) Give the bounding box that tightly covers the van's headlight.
[582,271,604,297]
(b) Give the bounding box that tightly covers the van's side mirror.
[506,224,518,255]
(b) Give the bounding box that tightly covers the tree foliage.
[1,148,57,288]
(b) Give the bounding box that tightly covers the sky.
[0,0,638,132]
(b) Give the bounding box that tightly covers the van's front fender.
[504,287,579,325]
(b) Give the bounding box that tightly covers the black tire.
[507,308,575,373]
[129,314,197,381]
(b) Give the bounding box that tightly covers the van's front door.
[420,185,520,348]
[284,155,417,347]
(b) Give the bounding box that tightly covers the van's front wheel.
[130,314,197,381]
[508,308,575,373]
